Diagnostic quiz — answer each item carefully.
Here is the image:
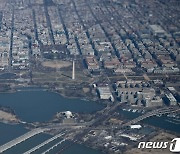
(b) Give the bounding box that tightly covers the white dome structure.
[64,111,72,119]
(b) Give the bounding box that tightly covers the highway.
[0,128,45,153]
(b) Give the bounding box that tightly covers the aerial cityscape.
[0,0,179,153]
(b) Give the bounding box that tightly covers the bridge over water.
[41,139,66,154]
[123,107,180,127]
[24,132,65,154]
[0,128,46,153]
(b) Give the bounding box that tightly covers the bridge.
[123,107,180,127]
[42,139,66,154]
[24,132,65,154]
[0,128,46,153]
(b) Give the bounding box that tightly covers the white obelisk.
[72,60,75,80]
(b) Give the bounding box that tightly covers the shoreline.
[0,86,85,99]
[0,109,20,124]
[0,85,104,105]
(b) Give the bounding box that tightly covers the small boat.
[132,109,137,113]
[156,114,162,117]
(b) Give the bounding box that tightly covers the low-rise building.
[85,56,99,70]
[153,67,179,74]
[140,59,157,70]
[164,93,177,106]
[97,86,112,100]
[103,57,120,69]
[145,96,163,107]
[150,25,167,37]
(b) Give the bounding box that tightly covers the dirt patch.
[0,110,19,122]
[83,87,90,93]
[42,60,71,69]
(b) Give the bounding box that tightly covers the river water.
[0,90,104,122]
